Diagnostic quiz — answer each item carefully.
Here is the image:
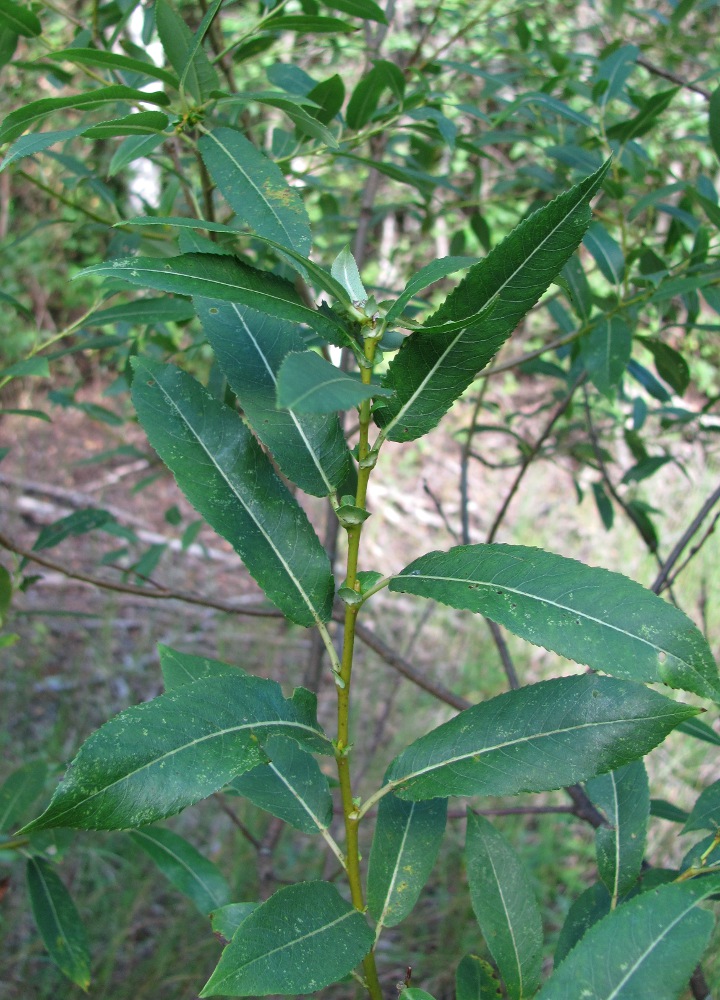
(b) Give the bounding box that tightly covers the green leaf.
[266,13,358,31]
[32,509,114,551]
[0,761,48,831]
[465,813,542,1000]
[677,717,720,747]
[639,338,690,396]
[346,59,404,129]
[211,902,259,942]
[195,299,351,497]
[0,86,170,145]
[593,45,639,107]
[582,315,632,396]
[0,356,50,379]
[586,762,649,900]
[81,111,169,138]
[276,350,393,412]
[456,954,503,999]
[0,126,89,170]
[131,358,334,627]
[178,0,223,97]
[592,481,614,530]
[200,881,374,996]
[26,857,91,990]
[80,254,347,344]
[0,563,11,624]
[88,297,194,326]
[374,160,611,442]
[20,673,330,833]
[650,799,690,823]
[554,882,611,966]
[561,255,592,320]
[46,48,179,87]
[388,543,720,700]
[583,223,624,284]
[0,0,40,37]
[158,645,244,690]
[331,246,367,303]
[710,86,720,161]
[306,73,345,124]
[322,0,386,23]
[606,88,679,143]
[682,778,720,833]
[198,128,311,255]
[537,875,720,999]
[366,794,447,929]
[230,734,333,834]
[108,133,164,175]
[130,826,231,914]
[384,674,696,801]
[403,992,437,1000]
[385,256,479,325]
[155,0,217,102]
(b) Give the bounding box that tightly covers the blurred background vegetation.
[1,0,719,995]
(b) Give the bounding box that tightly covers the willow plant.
[10,148,720,998]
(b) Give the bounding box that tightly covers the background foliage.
[1,0,720,996]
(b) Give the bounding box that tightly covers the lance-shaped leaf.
[0,0,41,37]
[155,0,217,101]
[586,761,649,900]
[277,350,393,412]
[374,160,611,441]
[200,881,374,996]
[0,86,170,145]
[130,826,231,914]
[0,761,47,832]
[366,794,446,930]
[554,882,612,966]
[537,874,720,999]
[78,254,348,345]
[582,315,632,397]
[131,358,334,627]
[331,246,367,303]
[26,856,91,990]
[159,644,245,691]
[456,954,503,999]
[229,734,333,834]
[384,675,697,801]
[19,673,331,833]
[384,256,479,324]
[199,129,311,255]
[389,544,720,701]
[195,299,351,496]
[682,778,720,833]
[465,813,542,1000]
[211,903,259,943]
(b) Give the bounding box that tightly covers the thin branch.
[651,481,720,594]
[636,56,711,100]
[487,374,584,544]
[213,795,261,849]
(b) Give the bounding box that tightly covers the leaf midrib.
[375,802,415,937]
[150,365,324,624]
[132,829,226,908]
[381,179,594,438]
[390,710,678,788]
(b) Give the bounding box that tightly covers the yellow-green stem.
[334,335,383,1000]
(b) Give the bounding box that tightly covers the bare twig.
[651,481,720,594]
[487,374,584,544]
[636,56,711,100]
[213,795,262,849]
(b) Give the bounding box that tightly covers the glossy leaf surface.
[196,299,351,495]
[155,0,217,101]
[586,761,649,899]
[366,794,446,929]
[384,675,697,801]
[20,673,330,832]
[26,857,91,990]
[465,813,542,999]
[159,644,244,690]
[211,903,259,943]
[276,350,393,412]
[456,954,503,999]
[199,128,311,254]
[583,315,632,397]
[131,358,334,626]
[374,160,610,441]
[230,734,333,834]
[554,882,611,966]
[682,778,720,833]
[384,256,479,324]
[130,826,231,914]
[200,881,374,996]
[537,875,720,999]
[389,543,720,700]
[80,254,347,344]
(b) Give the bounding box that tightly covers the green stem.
[334,336,383,1000]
